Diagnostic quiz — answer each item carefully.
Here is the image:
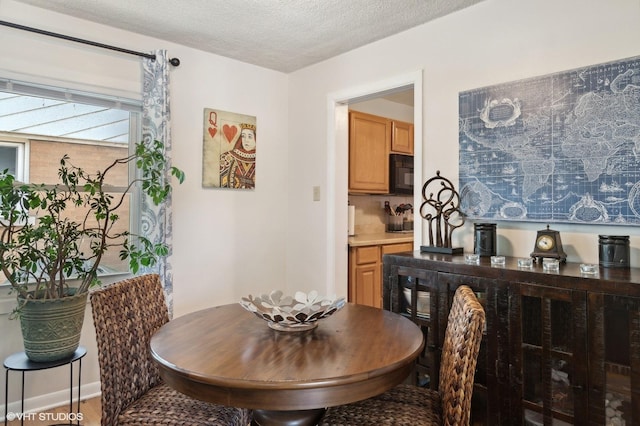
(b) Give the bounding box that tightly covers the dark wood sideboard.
[382,252,640,426]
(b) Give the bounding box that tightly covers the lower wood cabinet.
[350,245,381,308]
[349,241,412,308]
[383,252,640,426]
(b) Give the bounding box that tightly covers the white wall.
[349,97,414,122]
[0,0,289,414]
[287,0,640,299]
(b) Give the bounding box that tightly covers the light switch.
[313,186,321,201]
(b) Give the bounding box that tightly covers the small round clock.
[536,234,555,251]
[531,225,567,263]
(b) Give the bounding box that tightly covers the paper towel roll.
[348,205,355,236]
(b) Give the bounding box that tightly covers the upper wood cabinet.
[391,120,414,155]
[349,111,391,193]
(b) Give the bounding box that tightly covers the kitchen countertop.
[348,232,414,247]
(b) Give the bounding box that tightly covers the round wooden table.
[150,303,424,426]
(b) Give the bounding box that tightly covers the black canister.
[474,223,497,257]
[598,235,630,269]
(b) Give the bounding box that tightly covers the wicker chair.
[321,285,485,426]
[90,274,251,426]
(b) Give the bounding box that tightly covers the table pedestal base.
[251,408,326,426]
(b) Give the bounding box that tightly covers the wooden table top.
[150,303,424,411]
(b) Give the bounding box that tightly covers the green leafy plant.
[0,139,184,302]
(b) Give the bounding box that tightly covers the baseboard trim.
[2,381,101,422]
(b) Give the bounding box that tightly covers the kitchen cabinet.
[348,111,413,194]
[383,252,640,425]
[349,241,413,308]
[391,119,414,155]
[349,111,390,193]
[350,245,381,308]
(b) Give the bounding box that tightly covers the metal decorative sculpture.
[420,170,465,254]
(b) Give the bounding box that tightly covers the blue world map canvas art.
[458,55,640,225]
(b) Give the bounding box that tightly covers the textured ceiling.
[12,0,484,73]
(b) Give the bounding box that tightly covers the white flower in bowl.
[293,290,323,311]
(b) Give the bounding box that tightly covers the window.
[0,141,25,180]
[0,78,142,278]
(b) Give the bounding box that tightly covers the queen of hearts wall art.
[202,108,257,189]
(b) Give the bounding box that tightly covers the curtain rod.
[0,20,180,66]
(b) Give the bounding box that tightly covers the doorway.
[326,71,423,299]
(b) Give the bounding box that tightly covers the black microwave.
[389,154,414,195]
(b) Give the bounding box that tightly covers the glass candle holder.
[580,263,598,275]
[465,254,480,264]
[542,259,560,272]
[517,258,533,268]
[490,256,505,266]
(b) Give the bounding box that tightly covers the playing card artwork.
[202,108,257,189]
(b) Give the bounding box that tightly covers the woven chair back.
[90,274,169,426]
[438,285,486,426]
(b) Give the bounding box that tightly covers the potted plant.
[0,139,184,362]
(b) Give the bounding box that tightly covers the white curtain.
[141,50,175,315]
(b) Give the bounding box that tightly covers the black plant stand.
[4,347,86,426]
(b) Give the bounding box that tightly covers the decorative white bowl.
[403,287,430,317]
[240,290,346,332]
